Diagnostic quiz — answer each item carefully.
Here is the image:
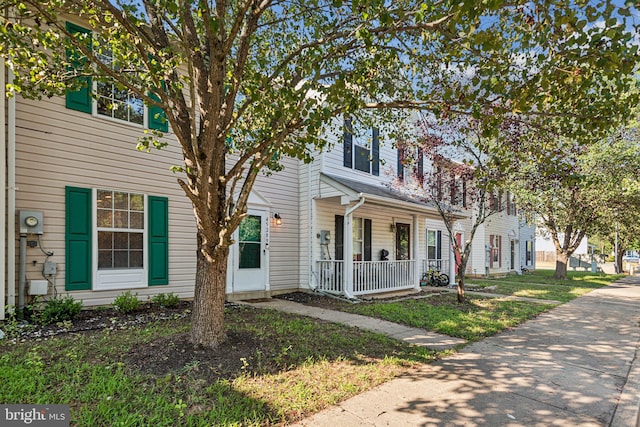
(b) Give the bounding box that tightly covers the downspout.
[0,57,5,320]
[307,160,315,290]
[7,66,15,311]
[343,195,365,299]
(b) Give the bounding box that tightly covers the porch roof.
[320,173,464,218]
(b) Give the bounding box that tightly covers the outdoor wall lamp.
[274,212,282,226]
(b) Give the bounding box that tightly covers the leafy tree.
[0,0,637,347]
[589,120,640,273]
[507,120,640,279]
[393,113,508,303]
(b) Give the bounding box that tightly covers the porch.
[315,259,450,297]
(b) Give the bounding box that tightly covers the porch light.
[274,212,282,226]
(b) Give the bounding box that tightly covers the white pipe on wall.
[343,196,365,299]
[7,66,16,310]
[0,58,5,320]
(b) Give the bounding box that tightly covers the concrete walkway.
[245,298,466,350]
[256,277,640,426]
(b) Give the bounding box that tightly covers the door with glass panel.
[232,209,268,292]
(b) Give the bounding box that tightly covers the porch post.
[449,233,456,284]
[343,214,354,298]
[412,214,420,290]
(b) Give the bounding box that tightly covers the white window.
[94,189,147,290]
[352,217,363,261]
[427,229,442,269]
[95,49,144,126]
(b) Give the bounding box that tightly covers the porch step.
[241,299,466,351]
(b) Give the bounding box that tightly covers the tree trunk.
[457,277,465,303]
[554,251,569,280]
[617,247,625,274]
[190,241,229,348]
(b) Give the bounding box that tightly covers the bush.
[112,291,140,314]
[39,296,83,325]
[151,293,180,308]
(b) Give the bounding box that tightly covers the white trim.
[229,207,270,293]
[0,58,5,320]
[92,189,149,291]
[7,65,16,310]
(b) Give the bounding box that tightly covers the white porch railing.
[315,260,416,296]
[315,260,343,295]
[353,260,416,295]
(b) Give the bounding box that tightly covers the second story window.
[65,21,168,132]
[96,49,144,125]
[343,117,379,176]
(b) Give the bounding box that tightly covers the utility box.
[319,230,331,244]
[28,280,48,295]
[18,210,44,235]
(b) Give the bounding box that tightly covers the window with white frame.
[64,22,168,132]
[95,189,147,290]
[97,190,144,269]
[343,117,379,175]
[95,50,144,125]
[352,217,364,261]
[427,229,442,269]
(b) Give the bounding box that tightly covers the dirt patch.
[123,328,262,382]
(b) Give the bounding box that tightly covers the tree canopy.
[1,0,638,346]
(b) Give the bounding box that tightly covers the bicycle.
[420,269,450,287]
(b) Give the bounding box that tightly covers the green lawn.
[343,294,555,341]
[0,307,437,427]
[465,270,624,303]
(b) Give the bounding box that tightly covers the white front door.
[232,209,268,292]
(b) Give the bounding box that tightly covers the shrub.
[112,291,140,314]
[151,293,180,308]
[39,296,83,325]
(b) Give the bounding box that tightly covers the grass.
[465,270,624,303]
[0,307,439,426]
[344,294,555,340]
[0,269,623,425]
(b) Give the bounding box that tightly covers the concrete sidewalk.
[272,278,640,426]
[245,298,466,350]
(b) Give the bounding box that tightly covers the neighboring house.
[298,116,458,298]
[467,192,530,277]
[535,232,588,268]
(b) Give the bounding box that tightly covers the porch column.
[343,214,354,298]
[412,214,420,290]
[449,234,456,285]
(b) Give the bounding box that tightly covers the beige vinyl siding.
[251,156,301,292]
[14,95,196,306]
[297,159,321,291]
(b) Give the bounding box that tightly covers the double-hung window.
[65,21,168,132]
[65,186,168,292]
[343,117,379,175]
[95,50,144,125]
[426,229,442,270]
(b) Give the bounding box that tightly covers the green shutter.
[148,196,169,285]
[65,22,92,113]
[65,186,92,291]
[148,88,168,132]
